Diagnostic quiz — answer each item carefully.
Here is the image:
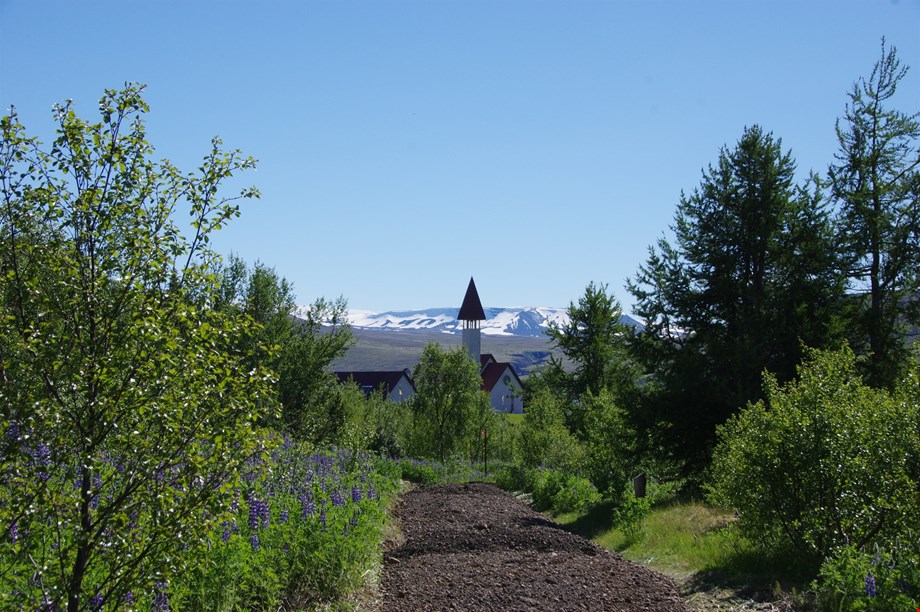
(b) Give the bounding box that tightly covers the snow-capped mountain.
[344,307,644,338]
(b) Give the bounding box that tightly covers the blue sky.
[2,1,919,313]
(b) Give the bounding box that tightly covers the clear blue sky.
[2,1,919,313]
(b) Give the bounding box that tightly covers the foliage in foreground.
[0,85,274,609]
[170,442,400,610]
[708,347,919,560]
[708,347,920,608]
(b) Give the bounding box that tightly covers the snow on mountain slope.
[343,307,644,338]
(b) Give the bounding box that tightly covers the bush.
[612,495,651,543]
[707,347,920,561]
[495,466,600,515]
[581,389,634,498]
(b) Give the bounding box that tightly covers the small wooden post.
[633,472,647,498]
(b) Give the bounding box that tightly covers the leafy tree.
[410,343,481,463]
[829,39,920,389]
[0,86,273,609]
[580,389,635,499]
[627,125,846,473]
[517,384,582,471]
[214,256,353,440]
[707,347,919,561]
[545,282,633,436]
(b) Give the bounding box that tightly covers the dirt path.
[379,483,686,611]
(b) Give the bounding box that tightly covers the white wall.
[389,376,415,404]
[488,366,523,414]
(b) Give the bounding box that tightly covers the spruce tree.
[628,125,845,473]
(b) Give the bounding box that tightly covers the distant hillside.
[330,327,568,377]
[327,307,643,376]
[345,306,644,338]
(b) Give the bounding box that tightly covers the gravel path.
[379,483,687,611]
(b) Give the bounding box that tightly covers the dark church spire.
[457,277,486,321]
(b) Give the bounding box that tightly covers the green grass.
[556,499,816,593]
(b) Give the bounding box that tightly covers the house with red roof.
[459,278,524,414]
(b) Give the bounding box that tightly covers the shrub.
[581,389,634,498]
[496,466,600,515]
[707,347,919,562]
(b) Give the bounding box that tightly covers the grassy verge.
[555,499,816,605]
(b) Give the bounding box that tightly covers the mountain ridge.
[340,306,644,338]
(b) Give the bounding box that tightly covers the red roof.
[480,361,523,392]
[458,277,486,321]
[480,353,497,368]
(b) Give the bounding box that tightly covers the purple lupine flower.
[342,524,349,536]
[279,509,289,524]
[865,574,877,598]
[248,498,261,530]
[220,520,236,542]
[350,511,359,527]
[250,533,259,552]
[10,522,18,544]
[152,582,171,612]
[351,485,363,503]
[259,499,270,529]
[90,592,103,610]
[331,489,346,507]
[300,491,316,518]
[121,592,134,605]
[367,485,378,501]
[4,420,20,444]
[319,507,327,527]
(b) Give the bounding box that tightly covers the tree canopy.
[627,125,845,471]
[0,85,273,609]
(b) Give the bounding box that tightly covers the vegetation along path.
[379,483,686,611]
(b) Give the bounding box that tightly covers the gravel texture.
[379,483,687,611]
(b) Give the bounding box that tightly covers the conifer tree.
[628,125,845,472]
[829,39,920,389]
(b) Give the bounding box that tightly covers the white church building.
[458,277,525,414]
[336,277,525,413]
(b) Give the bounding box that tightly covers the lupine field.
[0,428,401,611]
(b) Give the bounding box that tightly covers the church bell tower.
[458,277,486,364]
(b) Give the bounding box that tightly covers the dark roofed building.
[335,369,415,404]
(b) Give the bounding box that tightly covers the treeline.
[519,39,920,608]
[596,39,920,477]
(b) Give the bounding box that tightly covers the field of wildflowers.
[169,441,400,610]
[0,428,400,610]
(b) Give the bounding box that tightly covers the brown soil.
[379,483,687,611]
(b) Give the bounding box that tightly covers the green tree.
[517,384,582,471]
[411,343,481,463]
[829,39,920,389]
[545,282,633,436]
[581,389,635,498]
[628,125,845,473]
[707,347,919,560]
[215,256,353,440]
[0,86,273,609]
